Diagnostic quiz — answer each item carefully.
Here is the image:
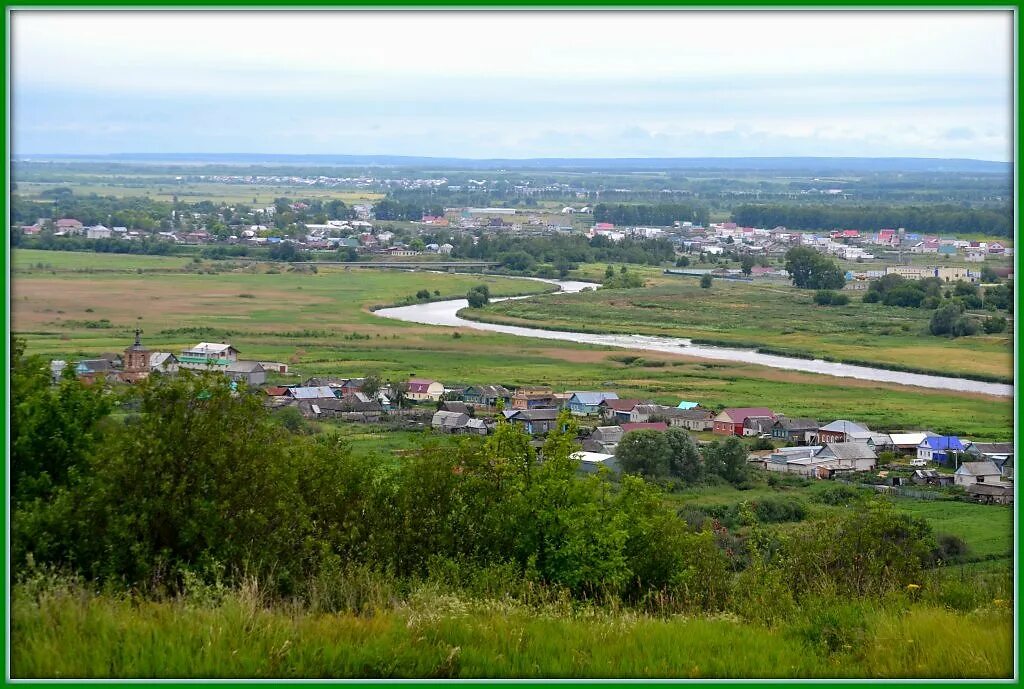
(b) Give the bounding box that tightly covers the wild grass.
[11,576,1012,679]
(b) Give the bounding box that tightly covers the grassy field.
[15,180,384,206]
[467,272,1013,381]
[12,250,1012,440]
[11,581,1013,679]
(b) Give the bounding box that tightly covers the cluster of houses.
[53,334,288,389]
[52,334,1012,503]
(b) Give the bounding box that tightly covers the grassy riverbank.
[463,277,1013,382]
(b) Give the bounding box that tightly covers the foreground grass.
[12,250,1012,439]
[11,583,1012,679]
[467,276,1013,381]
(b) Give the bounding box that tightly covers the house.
[257,361,289,374]
[506,408,560,435]
[817,420,870,444]
[965,442,1013,478]
[179,342,240,367]
[149,352,179,375]
[812,442,878,472]
[86,224,112,240]
[763,445,823,473]
[264,386,290,397]
[964,482,1013,505]
[582,426,624,453]
[339,378,366,396]
[297,398,347,419]
[663,408,715,432]
[512,387,557,410]
[55,218,84,234]
[849,431,894,454]
[619,422,668,434]
[771,417,819,444]
[74,358,116,384]
[599,398,647,422]
[676,400,700,410]
[889,432,939,455]
[407,378,445,402]
[225,361,266,386]
[911,469,954,487]
[574,452,620,475]
[917,436,967,464]
[463,384,512,408]
[567,391,619,416]
[439,401,471,414]
[742,416,775,437]
[713,408,776,436]
[954,461,1002,487]
[432,410,471,433]
[287,386,339,400]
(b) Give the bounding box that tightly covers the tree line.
[732,203,1013,237]
[592,203,710,227]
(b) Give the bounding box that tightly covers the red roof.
[601,398,644,411]
[719,407,775,423]
[408,379,437,393]
[594,223,615,230]
[620,422,668,433]
[264,386,289,396]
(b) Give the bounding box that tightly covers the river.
[375,279,1012,397]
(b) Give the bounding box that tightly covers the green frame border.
[1,4,1019,686]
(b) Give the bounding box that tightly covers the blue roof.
[569,392,618,405]
[677,401,699,409]
[922,436,965,451]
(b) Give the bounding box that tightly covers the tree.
[615,430,671,478]
[466,284,490,308]
[675,255,690,268]
[784,247,845,290]
[980,266,1000,283]
[41,372,308,588]
[664,427,703,484]
[361,374,383,398]
[415,289,431,300]
[983,315,1007,334]
[700,274,713,289]
[740,255,755,276]
[929,301,965,336]
[11,339,113,504]
[702,437,748,485]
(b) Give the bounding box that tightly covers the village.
[19,202,1013,286]
[53,329,1015,507]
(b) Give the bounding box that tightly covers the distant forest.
[731,204,1013,237]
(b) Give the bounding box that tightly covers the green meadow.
[466,273,1013,381]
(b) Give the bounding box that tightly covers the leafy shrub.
[983,316,1007,334]
[812,484,866,506]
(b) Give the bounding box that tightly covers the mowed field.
[467,272,1014,381]
[11,250,1012,439]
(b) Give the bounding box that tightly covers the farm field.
[11,251,1012,439]
[15,179,384,206]
[465,274,1014,381]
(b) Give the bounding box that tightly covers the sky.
[10,10,1015,161]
